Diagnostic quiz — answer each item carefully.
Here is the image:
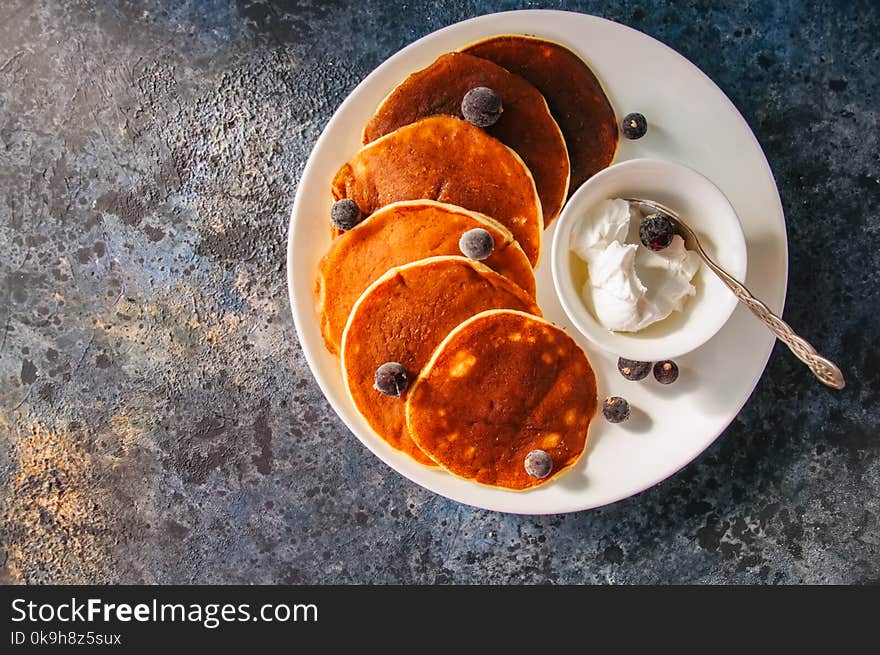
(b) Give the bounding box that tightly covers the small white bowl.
[551,158,748,361]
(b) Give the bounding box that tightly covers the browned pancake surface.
[342,258,541,466]
[363,52,569,227]
[406,310,597,489]
[316,201,534,355]
[464,35,618,196]
[332,115,543,266]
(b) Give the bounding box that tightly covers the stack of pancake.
[314,35,618,490]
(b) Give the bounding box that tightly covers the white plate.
[287,10,787,514]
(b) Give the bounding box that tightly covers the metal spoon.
[625,197,845,390]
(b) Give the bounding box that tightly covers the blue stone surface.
[0,0,877,584]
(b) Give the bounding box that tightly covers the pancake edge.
[316,199,537,353]
[340,255,536,467]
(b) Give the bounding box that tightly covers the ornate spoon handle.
[699,253,845,390]
[625,197,845,390]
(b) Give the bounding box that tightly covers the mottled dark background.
[0,0,877,584]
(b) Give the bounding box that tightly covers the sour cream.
[570,198,700,332]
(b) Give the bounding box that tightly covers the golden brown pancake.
[363,52,569,227]
[464,35,618,196]
[331,115,543,266]
[341,257,541,465]
[316,200,535,355]
[406,309,597,489]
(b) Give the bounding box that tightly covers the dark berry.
[524,449,553,479]
[653,360,679,384]
[621,112,647,139]
[459,228,495,260]
[617,357,652,381]
[373,362,410,397]
[639,213,674,251]
[602,396,631,423]
[330,198,361,231]
[461,87,503,128]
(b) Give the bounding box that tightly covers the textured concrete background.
[0,0,877,584]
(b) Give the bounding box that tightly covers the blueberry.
[330,199,362,231]
[461,87,503,128]
[459,228,495,261]
[621,112,647,139]
[617,357,652,381]
[653,360,679,384]
[524,449,553,479]
[602,396,631,423]
[373,362,410,397]
[639,213,674,251]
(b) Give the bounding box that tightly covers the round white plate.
[287,10,787,514]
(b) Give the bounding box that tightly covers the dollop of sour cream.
[570,198,701,332]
